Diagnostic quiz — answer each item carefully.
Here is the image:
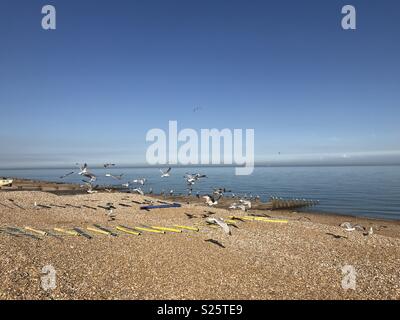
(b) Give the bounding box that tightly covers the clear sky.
[1,0,399,168]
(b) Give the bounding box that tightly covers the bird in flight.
[103,163,115,168]
[105,173,124,180]
[77,163,97,182]
[132,178,147,185]
[206,217,231,235]
[160,167,172,178]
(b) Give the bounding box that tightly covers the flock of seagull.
[57,163,264,236]
[60,164,258,210]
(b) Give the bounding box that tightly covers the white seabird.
[160,167,171,178]
[206,217,231,235]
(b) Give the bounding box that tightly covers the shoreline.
[2,177,400,228]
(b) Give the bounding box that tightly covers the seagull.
[132,188,144,196]
[105,173,124,180]
[239,199,252,209]
[86,184,98,194]
[103,163,115,168]
[364,227,374,237]
[184,173,207,185]
[160,167,171,178]
[193,106,202,113]
[132,178,146,185]
[59,171,74,179]
[340,222,365,232]
[206,217,231,235]
[229,203,247,211]
[78,163,97,182]
[213,188,231,197]
[203,194,220,206]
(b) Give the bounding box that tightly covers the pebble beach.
[1,185,399,300]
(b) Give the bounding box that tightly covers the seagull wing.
[211,218,231,235]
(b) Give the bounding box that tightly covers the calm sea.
[1,166,400,220]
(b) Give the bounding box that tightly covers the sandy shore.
[1,186,399,300]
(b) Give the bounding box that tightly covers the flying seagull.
[132,178,146,185]
[103,163,115,168]
[206,217,231,235]
[160,167,171,178]
[78,163,97,182]
[105,173,124,180]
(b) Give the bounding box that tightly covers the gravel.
[0,191,399,300]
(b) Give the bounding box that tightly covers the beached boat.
[0,178,13,187]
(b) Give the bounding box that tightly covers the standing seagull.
[160,167,172,178]
[203,194,220,206]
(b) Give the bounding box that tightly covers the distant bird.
[103,163,115,168]
[59,171,74,179]
[203,195,220,206]
[193,106,202,113]
[169,189,174,196]
[206,217,231,235]
[86,183,98,194]
[185,173,207,185]
[105,173,124,180]
[132,178,146,185]
[148,187,153,195]
[106,209,116,221]
[213,188,231,197]
[229,203,247,211]
[185,213,196,219]
[121,182,130,188]
[78,163,96,182]
[160,167,171,178]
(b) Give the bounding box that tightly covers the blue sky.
[0,0,399,168]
